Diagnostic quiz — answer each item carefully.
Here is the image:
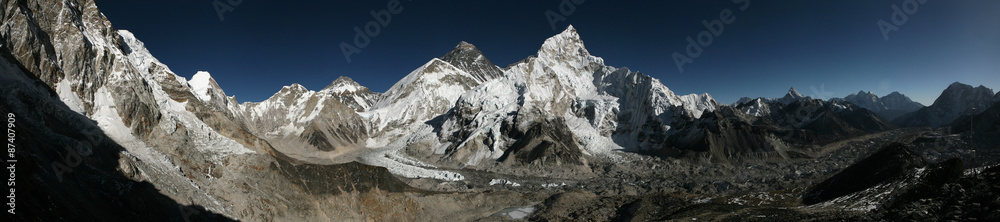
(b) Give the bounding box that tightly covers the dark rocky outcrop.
[802,143,926,205]
[660,99,893,164]
[498,118,585,166]
[660,106,787,164]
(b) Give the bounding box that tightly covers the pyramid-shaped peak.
[787,87,803,98]
[440,41,504,82]
[456,41,475,48]
[324,76,369,94]
[538,24,591,61]
[549,25,582,43]
[443,41,484,60]
[332,76,357,85]
[282,83,308,92]
[564,24,577,34]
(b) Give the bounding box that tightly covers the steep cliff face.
[1,1,511,221]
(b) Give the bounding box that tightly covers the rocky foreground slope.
[2,0,998,221]
[1,1,526,220]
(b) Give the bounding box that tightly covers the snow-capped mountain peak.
[282,83,309,93]
[322,76,365,94]
[777,87,808,104]
[189,71,218,102]
[786,87,804,99]
[319,76,383,112]
[440,41,504,82]
[738,97,771,117]
[365,57,485,137]
[538,25,593,63]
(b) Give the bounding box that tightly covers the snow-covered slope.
[0,1,274,218]
[409,25,719,167]
[737,98,772,117]
[238,83,370,161]
[364,57,488,143]
[319,76,383,112]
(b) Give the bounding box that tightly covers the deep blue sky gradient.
[94,0,1000,105]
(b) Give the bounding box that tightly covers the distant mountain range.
[2,0,998,220]
[829,90,925,121]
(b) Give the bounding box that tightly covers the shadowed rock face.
[498,118,585,166]
[950,101,1000,134]
[876,164,1000,221]
[894,82,998,127]
[0,48,232,221]
[272,160,413,196]
[661,106,787,164]
[801,143,926,205]
[661,100,893,164]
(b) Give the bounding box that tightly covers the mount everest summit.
[3,0,999,221]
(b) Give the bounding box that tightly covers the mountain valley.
[2,0,998,221]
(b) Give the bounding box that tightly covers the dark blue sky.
[95,1,999,105]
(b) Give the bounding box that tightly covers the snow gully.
[672,0,750,74]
